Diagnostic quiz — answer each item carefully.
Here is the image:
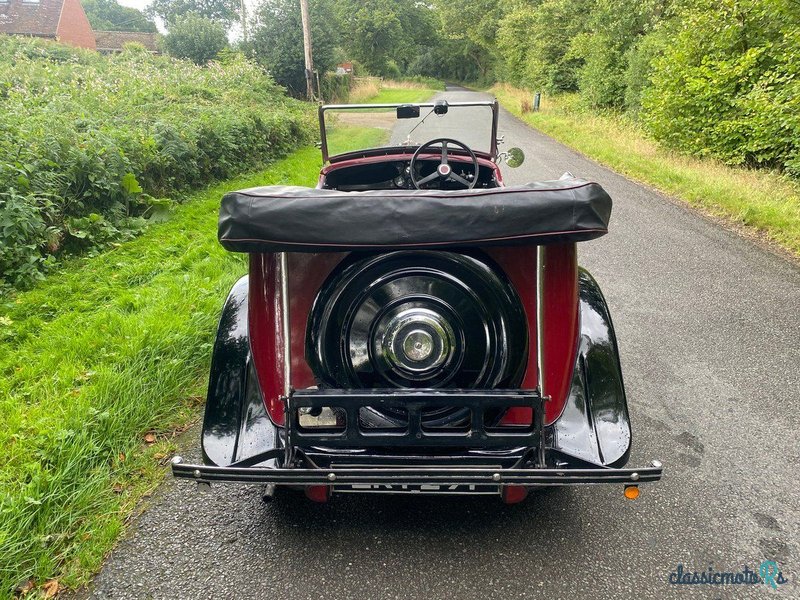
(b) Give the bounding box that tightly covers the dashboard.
[321,158,498,191]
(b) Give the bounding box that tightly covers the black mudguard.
[547,269,632,468]
[201,276,277,467]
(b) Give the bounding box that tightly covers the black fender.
[547,268,632,468]
[201,276,277,466]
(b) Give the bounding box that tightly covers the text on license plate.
[334,483,500,495]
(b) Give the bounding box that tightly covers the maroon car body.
[171,99,663,503]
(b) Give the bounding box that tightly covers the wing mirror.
[397,105,420,119]
[505,147,525,168]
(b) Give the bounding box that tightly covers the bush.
[0,36,313,290]
[406,41,483,84]
[641,0,799,175]
[162,13,228,64]
[622,29,668,115]
[247,0,340,97]
[320,72,352,102]
[570,33,626,109]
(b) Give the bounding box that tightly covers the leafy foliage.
[568,0,666,108]
[434,0,502,78]
[82,0,158,33]
[320,72,352,102]
[459,0,799,175]
[0,37,312,290]
[247,0,340,96]
[163,13,229,64]
[641,0,800,174]
[147,0,240,27]
[333,0,438,76]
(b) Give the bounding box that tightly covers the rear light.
[305,485,331,503]
[502,485,529,504]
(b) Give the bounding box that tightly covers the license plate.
[334,483,500,495]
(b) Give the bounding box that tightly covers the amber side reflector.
[624,485,640,500]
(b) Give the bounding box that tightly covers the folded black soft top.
[218,178,612,253]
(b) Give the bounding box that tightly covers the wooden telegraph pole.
[299,0,315,100]
[240,0,248,42]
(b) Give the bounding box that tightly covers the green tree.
[496,0,594,93]
[147,0,239,28]
[333,0,395,75]
[495,2,536,86]
[334,0,438,76]
[622,26,669,114]
[162,13,228,64]
[568,0,668,108]
[247,0,339,96]
[82,0,157,32]
[434,0,502,79]
[642,0,800,174]
[407,38,483,83]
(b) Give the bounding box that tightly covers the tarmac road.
[84,88,800,599]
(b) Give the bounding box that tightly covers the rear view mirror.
[506,147,525,168]
[397,105,420,119]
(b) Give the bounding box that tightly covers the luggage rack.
[172,388,663,491]
[285,388,544,458]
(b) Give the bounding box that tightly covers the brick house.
[0,0,96,50]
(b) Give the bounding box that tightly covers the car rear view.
[171,99,663,504]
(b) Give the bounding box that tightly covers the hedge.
[0,37,314,290]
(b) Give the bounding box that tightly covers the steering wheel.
[410,138,479,190]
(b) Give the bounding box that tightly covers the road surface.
[84,88,800,599]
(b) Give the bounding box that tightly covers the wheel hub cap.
[381,308,454,376]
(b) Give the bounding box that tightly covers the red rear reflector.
[502,485,529,504]
[305,485,331,503]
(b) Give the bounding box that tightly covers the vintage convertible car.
[171,98,663,503]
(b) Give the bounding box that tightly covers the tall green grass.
[0,148,321,594]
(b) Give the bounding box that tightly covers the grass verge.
[325,125,391,157]
[349,78,439,104]
[491,84,800,257]
[0,148,321,596]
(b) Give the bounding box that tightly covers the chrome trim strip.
[280,252,291,397]
[171,462,664,486]
[535,246,547,467]
[536,245,545,398]
[280,252,292,465]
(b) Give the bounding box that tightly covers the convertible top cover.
[218,178,612,253]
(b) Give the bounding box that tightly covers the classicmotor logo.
[668,561,789,589]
